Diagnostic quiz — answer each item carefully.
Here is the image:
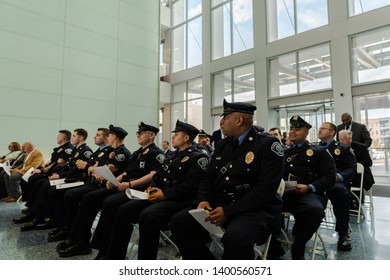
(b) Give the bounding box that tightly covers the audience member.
[336,113,372,148]
[0,142,22,164]
[162,140,174,159]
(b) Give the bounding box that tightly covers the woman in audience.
[0,142,22,164]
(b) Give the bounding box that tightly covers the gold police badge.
[57,148,63,153]
[306,149,313,157]
[143,148,149,154]
[109,151,115,159]
[181,156,189,162]
[334,148,341,156]
[245,151,254,164]
[98,152,104,157]
[74,152,79,158]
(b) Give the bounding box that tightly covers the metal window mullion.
[231,68,234,101]
[230,0,233,55]
[296,51,300,94]
[294,0,297,35]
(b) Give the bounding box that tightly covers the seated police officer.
[318,122,357,251]
[198,129,214,155]
[93,120,209,260]
[170,99,284,260]
[270,116,336,260]
[57,122,161,258]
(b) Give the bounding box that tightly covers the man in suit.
[3,142,44,202]
[210,125,224,148]
[336,113,372,148]
[162,140,174,159]
[170,99,284,260]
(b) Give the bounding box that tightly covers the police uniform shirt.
[58,143,93,178]
[196,127,284,219]
[87,146,114,168]
[48,142,74,173]
[105,144,132,177]
[320,140,357,184]
[151,145,208,205]
[123,143,164,183]
[194,143,212,158]
[284,141,336,195]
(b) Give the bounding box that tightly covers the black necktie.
[320,142,327,146]
[346,125,350,130]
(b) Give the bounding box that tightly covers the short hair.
[59,130,71,141]
[341,113,352,119]
[339,129,353,139]
[163,140,170,145]
[323,122,337,131]
[269,127,281,135]
[74,128,88,140]
[97,128,109,137]
[9,142,21,151]
[241,113,254,127]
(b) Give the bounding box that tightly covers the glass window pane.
[267,0,295,42]
[298,44,332,93]
[212,0,226,8]
[213,70,232,106]
[187,17,202,68]
[188,0,202,19]
[173,83,186,103]
[172,25,186,73]
[188,78,203,99]
[232,0,254,54]
[296,0,328,33]
[349,0,390,16]
[173,0,186,26]
[351,26,390,84]
[171,102,186,126]
[212,4,232,59]
[233,64,255,102]
[269,53,297,97]
[188,98,203,129]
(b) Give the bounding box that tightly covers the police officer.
[46,127,113,242]
[198,129,214,155]
[57,123,161,258]
[170,99,284,260]
[318,122,356,251]
[93,120,209,260]
[13,129,93,231]
[272,115,336,260]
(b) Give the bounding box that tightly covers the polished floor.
[0,193,389,260]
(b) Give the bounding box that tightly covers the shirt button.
[163,178,167,181]
[229,165,233,168]
[225,177,229,181]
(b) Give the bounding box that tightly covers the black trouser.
[29,180,54,221]
[282,193,325,259]
[24,174,48,208]
[326,182,350,234]
[0,170,8,198]
[68,188,118,243]
[170,207,276,260]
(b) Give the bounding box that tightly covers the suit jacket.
[210,129,223,147]
[350,141,375,190]
[337,121,372,148]
[20,149,44,174]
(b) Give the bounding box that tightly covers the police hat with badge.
[137,121,159,134]
[109,125,128,139]
[172,120,199,141]
[220,99,257,117]
[289,115,312,129]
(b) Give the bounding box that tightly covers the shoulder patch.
[84,151,92,159]
[197,157,209,170]
[115,154,125,161]
[156,154,165,164]
[65,148,73,155]
[271,142,284,157]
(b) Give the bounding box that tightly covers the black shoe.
[58,242,92,258]
[21,208,30,215]
[337,233,352,251]
[13,213,34,224]
[20,218,40,231]
[34,218,56,230]
[49,228,62,237]
[48,229,67,242]
[56,239,76,251]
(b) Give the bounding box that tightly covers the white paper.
[22,167,34,182]
[188,209,225,236]
[2,160,11,175]
[50,178,66,186]
[56,181,84,189]
[284,180,297,192]
[125,188,148,200]
[93,165,120,187]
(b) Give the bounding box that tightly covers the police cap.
[172,120,199,140]
[198,129,208,137]
[108,124,128,139]
[221,99,256,117]
[137,121,159,134]
[290,115,312,129]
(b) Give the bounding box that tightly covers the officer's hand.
[148,188,164,203]
[106,181,114,190]
[295,184,309,194]
[76,160,87,169]
[117,182,129,192]
[33,169,41,174]
[197,201,212,211]
[42,166,50,173]
[207,207,226,226]
[49,174,60,180]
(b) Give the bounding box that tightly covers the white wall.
[0,0,160,157]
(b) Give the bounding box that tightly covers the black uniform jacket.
[196,127,285,219]
[151,146,209,206]
[284,141,336,196]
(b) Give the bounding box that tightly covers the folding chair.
[350,163,365,223]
